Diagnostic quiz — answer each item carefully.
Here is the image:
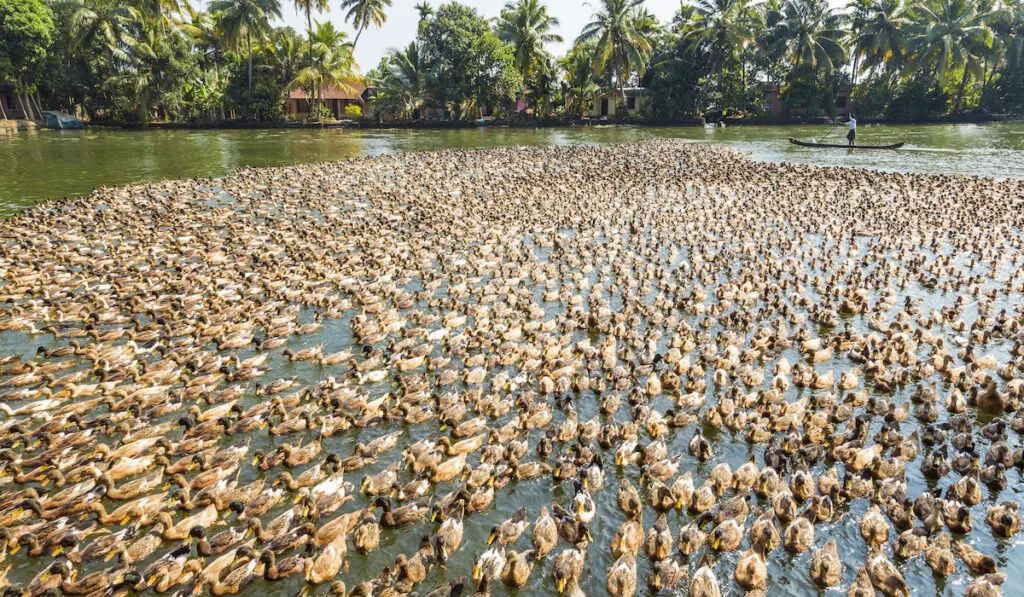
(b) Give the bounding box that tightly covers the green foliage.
[784,65,845,116]
[885,77,950,120]
[646,33,709,119]
[577,0,653,90]
[344,103,362,117]
[340,0,392,47]
[561,40,600,118]
[0,0,55,90]
[497,0,563,80]
[370,42,427,120]
[19,0,1024,125]
[419,3,523,117]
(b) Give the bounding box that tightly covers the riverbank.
[0,120,37,133]
[122,111,1016,131]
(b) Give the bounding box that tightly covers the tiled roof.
[289,81,367,101]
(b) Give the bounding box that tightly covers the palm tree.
[850,0,910,79]
[133,0,192,33]
[687,0,760,74]
[292,0,329,51]
[291,20,356,118]
[67,0,140,60]
[845,0,872,82]
[577,0,654,102]
[986,0,1023,96]
[771,0,847,74]
[339,0,392,50]
[672,2,700,32]
[910,0,993,111]
[496,0,563,80]
[210,0,282,93]
[266,27,305,102]
[414,1,433,22]
[561,41,601,117]
[373,41,428,119]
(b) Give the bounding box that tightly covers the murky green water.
[2,122,1023,215]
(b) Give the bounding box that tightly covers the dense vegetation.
[1,0,1022,123]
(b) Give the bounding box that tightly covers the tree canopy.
[3,0,1023,123]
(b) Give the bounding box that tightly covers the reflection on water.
[3,122,1023,215]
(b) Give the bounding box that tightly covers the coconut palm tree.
[496,0,563,80]
[134,0,192,34]
[909,0,993,111]
[291,20,356,118]
[771,0,847,74]
[266,27,305,98]
[562,41,602,117]
[577,0,654,101]
[687,0,760,75]
[292,0,329,51]
[67,0,140,59]
[339,0,392,49]
[851,0,911,78]
[372,41,428,119]
[210,0,282,92]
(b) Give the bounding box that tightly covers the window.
[836,95,847,108]
[627,97,636,111]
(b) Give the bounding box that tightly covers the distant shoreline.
[91,112,1012,131]
[6,112,1015,133]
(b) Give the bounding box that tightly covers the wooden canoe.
[789,138,905,150]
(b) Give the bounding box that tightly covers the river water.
[1,125,1024,597]
[2,122,1023,215]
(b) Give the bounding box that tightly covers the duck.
[352,510,381,554]
[373,497,430,529]
[866,546,909,597]
[644,513,673,560]
[648,553,686,592]
[955,541,997,575]
[734,542,768,591]
[500,549,536,588]
[783,514,814,553]
[551,544,586,595]
[965,573,1007,597]
[304,533,347,585]
[809,539,841,587]
[570,481,596,522]
[689,554,720,597]
[925,532,956,576]
[258,549,305,581]
[532,506,558,558]
[986,501,1021,537]
[472,544,505,590]
[606,553,637,597]
[489,506,529,546]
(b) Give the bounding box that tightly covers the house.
[763,84,856,117]
[583,88,652,119]
[833,88,855,117]
[288,81,375,119]
[1,92,29,120]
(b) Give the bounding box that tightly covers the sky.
[272,0,686,73]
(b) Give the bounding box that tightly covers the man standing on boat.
[846,114,857,147]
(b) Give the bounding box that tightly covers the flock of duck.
[0,139,1023,597]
